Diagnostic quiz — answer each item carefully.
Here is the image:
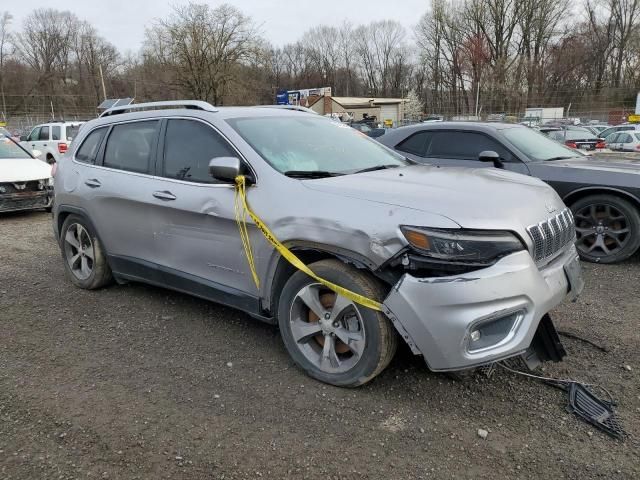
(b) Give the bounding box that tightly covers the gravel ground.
[1,211,639,479]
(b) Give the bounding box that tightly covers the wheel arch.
[562,187,640,210]
[263,241,386,317]
[56,205,103,248]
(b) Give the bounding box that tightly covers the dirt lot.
[1,211,639,479]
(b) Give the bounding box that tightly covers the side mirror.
[209,157,244,183]
[20,135,28,142]
[478,150,504,169]
[32,149,43,159]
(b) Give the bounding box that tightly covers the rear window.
[103,121,158,173]
[75,128,107,164]
[65,125,81,141]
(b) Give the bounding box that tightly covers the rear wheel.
[60,214,113,289]
[570,194,640,264]
[278,259,398,387]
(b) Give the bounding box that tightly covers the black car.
[378,122,640,264]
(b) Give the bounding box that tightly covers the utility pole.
[99,65,107,101]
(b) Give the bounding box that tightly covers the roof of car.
[391,121,525,134]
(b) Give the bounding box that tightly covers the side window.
[28,127,41,142]
[39,126,50,141]
[51,125,61,141]
[396,131,432,157]
[75,128,108,164]
[605,133,619,143]
[103,121,159,174]
[620,133,633,143]
[426,132,512,161]
[162,119,236,183]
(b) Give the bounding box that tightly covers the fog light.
[468,310,525,352]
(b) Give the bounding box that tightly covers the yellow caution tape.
[234,175,384,311]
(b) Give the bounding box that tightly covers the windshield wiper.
[353,164,401,174]
[283,170,344,179]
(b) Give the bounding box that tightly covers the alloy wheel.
[288,284,366,374]
[574,203,630,259]
[63,223,95,280]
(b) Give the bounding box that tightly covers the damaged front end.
[381,244,581,372]
[0,180,52,213]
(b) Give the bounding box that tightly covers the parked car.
[589,125,611,134]
[546,130,606,151]
[378,122,640,264]
[52,100,582,386]
[0,136,53,213]
[605,131,640,152]
[350,122,386,138]
[598,124,640,141]
[20,121,84,164]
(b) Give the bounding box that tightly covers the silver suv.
[53,101,584,387]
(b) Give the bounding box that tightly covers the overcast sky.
[9,0,428,53]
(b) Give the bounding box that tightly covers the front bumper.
[0,190,52,213]
[383,245,583,371]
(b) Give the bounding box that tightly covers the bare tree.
[0,11,12,117]
[144,3,261,105]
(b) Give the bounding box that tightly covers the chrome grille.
[526,209,575,263]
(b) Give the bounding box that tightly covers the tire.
[570,194,640,264]
[278,259,398,387]
[59,214,113,289]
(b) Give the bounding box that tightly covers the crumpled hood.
[0,157,51,183]
[303,165,565,232]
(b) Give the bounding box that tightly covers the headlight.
[400,226,524,264]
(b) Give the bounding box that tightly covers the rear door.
[151,117,256,299]
[618,133,634,151]
[79,120,164,278]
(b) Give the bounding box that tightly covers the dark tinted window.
[426,131,511,161]
[51,125,61,140]
[163,119,235,183]
[103,121,158,173]
[76,128,107,164]
[397,131,432,156]
[38,126,50,141]
[28,127,40,141]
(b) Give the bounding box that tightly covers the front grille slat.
[526,208,575,264]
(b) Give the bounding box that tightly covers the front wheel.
[278,259,398,387]
[571,194,640,264]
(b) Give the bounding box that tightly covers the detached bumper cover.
[0,190,51,213]
[383,245,583,371]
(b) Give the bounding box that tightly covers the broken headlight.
[400,226,524,265]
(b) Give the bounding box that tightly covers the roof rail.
[255,105,318,114]
[99,100,218,118]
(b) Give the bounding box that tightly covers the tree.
[0,11,12,117]
[404,89,423,120]
[144,3,261,105]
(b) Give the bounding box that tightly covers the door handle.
[84,179,102,188]
[153,190,177,201]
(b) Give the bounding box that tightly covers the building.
[306,95,407,126]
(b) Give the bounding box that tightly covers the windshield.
[0,137,31,159]
[502,127,582,161]
[227,116,408,175]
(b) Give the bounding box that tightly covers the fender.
[562,186,640,207]
[54,204,104,246]
[260,240,381,313]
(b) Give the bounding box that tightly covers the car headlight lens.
[400,226,524,264]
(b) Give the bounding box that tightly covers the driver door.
[151,118,256,299]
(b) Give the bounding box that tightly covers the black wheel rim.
[574,203,630,258]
